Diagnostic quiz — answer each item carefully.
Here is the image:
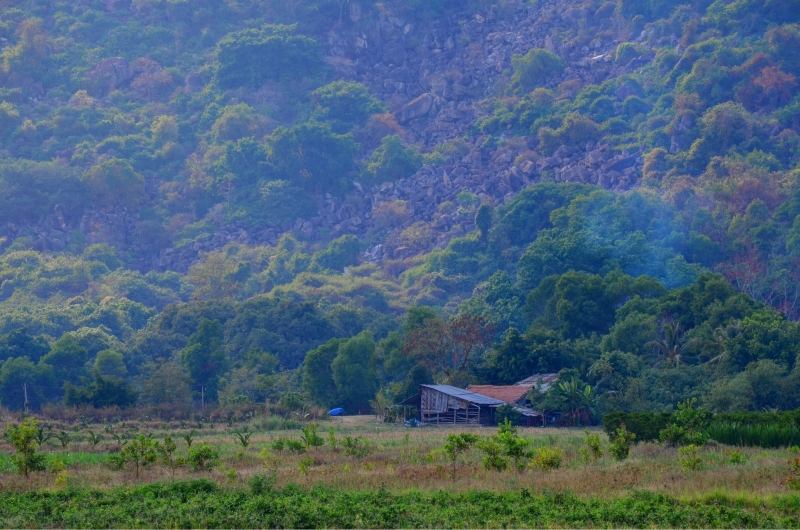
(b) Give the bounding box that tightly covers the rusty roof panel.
[467,385,530,403]
[420,384,507,406]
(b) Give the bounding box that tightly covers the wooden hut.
[401,384,507,426]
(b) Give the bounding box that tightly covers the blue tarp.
[329,408,344,416]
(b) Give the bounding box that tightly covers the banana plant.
[232,427,253,448]
[181,428,196,449]
[86,429,102,448]
[54,430,70,449]
[34,427,53,447]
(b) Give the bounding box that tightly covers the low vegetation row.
[2,481,799,529]
[604,401,800,448]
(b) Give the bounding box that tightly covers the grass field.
[1,415,798,528]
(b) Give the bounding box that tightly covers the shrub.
[615,42,639,65]
[286,439,307,454]
[444,433,480,480]
[678,444,703,472]
[301,423,325,450]
[215,24,324,88]
[81,158,146,211]
[5,418,47,477]
[362,135,422,183]
[249,471,277,495]
[113,435,158,479]
[477,437,508,472]
[188,443,220,472]
[659,399,711,447]
[622,96,650,117]
[511,49,565,94]
[312,81,385,132]
[581,430,604,463]
[342,435,371,457]
[310,235,361,272]
[267,120,358,193]
[727,449,746,465]
[609,425,636,461]
[270,437,287,452]
[604,411,672,443]
[538,113,601,155]
[532,446,564,470]
[261,180,317,225]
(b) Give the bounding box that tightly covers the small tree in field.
[609,424,636,461]
[119,434,158,479]
[157,436,185,480]
[496,419,532,472]
[5,417,47,477]
[188,443,220,472]
[444,433,479,481]
[301,423,325,450]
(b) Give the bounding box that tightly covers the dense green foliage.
[0,481,798,528]
[605,407,800,447]
[0,0,799,424]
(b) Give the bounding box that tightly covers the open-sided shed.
[403,384,507,426]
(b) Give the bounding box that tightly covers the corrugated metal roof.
[421,384,507,406]
[515,373,559,390]
[507,405,542,417]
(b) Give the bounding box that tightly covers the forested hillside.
[0,0,799,419]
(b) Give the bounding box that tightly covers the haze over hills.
[0,0,799,418]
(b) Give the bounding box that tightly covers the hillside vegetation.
[0,0,799,420]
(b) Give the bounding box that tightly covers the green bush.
[5,418,47,477]
[615,42,639,65]
[678,444,703,472]
[260,180,318,225]
[511,49,565,94]
[362,135,422,184]
[267,120,358,193]
[609,425,636,461]
[538,113,601,155]
[188,443,220,472]
[312,81,385,133]
[532,446,564,470]
[310,235,361,272]
[81,158,146,211]
[215,24,324,88]
[604,411,672,443]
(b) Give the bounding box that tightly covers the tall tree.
[404,314,495,379]
[302,338,344,408]
[331,332,379,414]
[179,318,228,404]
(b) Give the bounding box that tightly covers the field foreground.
[2,419,800,528]
[1,480,799,529]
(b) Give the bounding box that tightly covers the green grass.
[0,451,110,474]
[0,480,798,528]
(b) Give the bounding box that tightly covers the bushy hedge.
[603,411,673,442]
[604,408,800,447]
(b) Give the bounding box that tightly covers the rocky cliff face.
[286,0,653,266]
[8,0,662,274]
